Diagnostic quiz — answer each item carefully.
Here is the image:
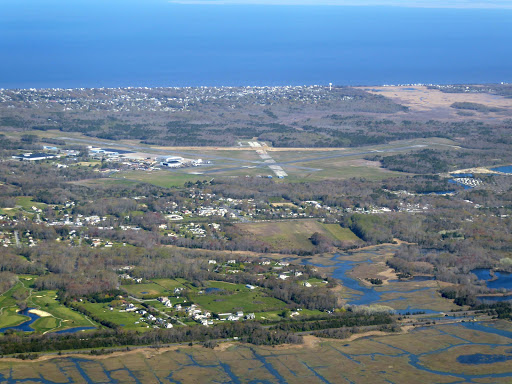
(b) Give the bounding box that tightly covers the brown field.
[360,85,512,120]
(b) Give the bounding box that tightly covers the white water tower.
[329,82,332,91]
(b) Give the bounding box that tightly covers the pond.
[205,287,223,294]
[0,308,39,333]
[457,353,512,365]
[491,165,512,174]
[472,269,512,290]
[452,173,473,178]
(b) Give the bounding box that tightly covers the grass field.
[80,302,147,330]
[321,224,361,242]
[0,282,30,329]
[152,278,186,290]
[121,279,186,298]
[203,281,247,292]
[15,197,47,211]
[237,220,359,252]
[113,170,212,188]
[189,290,287,314]
[121,283,168,297]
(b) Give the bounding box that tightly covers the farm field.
[236,220,359,252]
[0,321,510,383]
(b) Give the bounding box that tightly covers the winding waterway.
[304,248,438,314]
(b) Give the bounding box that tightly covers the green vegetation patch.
[114,170,208,188]
[121,283,167,297]
[204,281,247,292]
[451,102,503,113]
[80,302,146,330]
[152,278,186,291]
[31,316,59,333]
[189,291,287,314]
[321,224,361,242]
[15,197,47,211]
[0,307,28,329]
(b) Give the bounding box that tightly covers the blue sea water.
[1,0,512,89]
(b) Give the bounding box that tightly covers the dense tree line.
[0,322,302,355]
[270,311,393,333]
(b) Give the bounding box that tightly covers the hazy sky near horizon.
[168,0,512,8]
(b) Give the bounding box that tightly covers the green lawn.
[304,278,328,287]
[121,283,167,297]
[80,302,147,330]
[113,170,208,188]
[321,224,361,242]
[15,197,47,211]
[152,278,186,291]
[203,281,247,292]
[0,307,29,329]
[189,291,287,314]
[31,316,59,333]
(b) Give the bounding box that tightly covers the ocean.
[1,0,511,89]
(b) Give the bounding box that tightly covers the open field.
[121,279,187,298]
[79,302,148,331]
[0,321,510,383]
[203,281,247,292]
[237,220,359,252]
[361,85,512,121]
[120,283,168,298]
[189,290,287,314]
[322,223,361,242]
[113,170,211,188]
[15,196,47,211]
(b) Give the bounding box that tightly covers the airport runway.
[60,137,427,176]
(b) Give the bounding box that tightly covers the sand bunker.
[29,309,52,317]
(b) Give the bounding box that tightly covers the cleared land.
[237,220,360,252]
[189,290,287,314]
